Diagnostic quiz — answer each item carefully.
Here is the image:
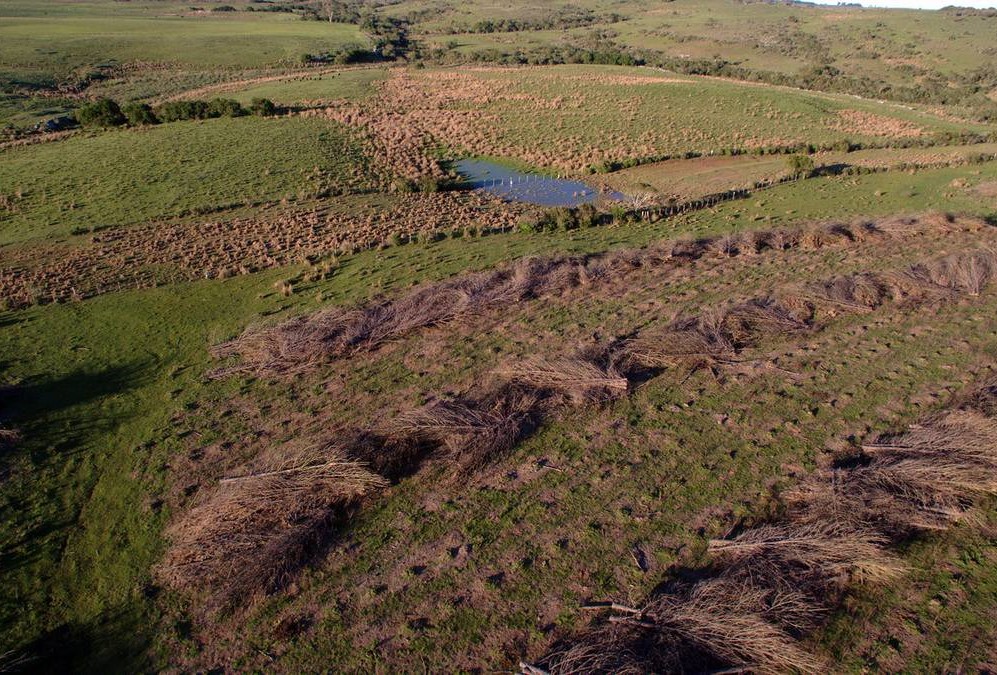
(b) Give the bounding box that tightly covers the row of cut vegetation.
[534,376,997,673]
[214,213,983,377]
[163,224,997,618]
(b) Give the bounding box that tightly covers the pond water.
[454,158,626,207]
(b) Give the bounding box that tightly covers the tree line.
[74,97,279,128]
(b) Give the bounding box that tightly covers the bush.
[787,154,815,178]
[576,203,599,228]
[75,98,126,128]
[417,175,442,193]
[552,207,578,231]
[207,98,246,118]
[122,102,159,126]
[250,98,277,116]
[518,219,539,234]
[158,100,210,122]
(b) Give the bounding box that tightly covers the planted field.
[0,116,377,244]
[222,68,388,106]
[596,144,997,201]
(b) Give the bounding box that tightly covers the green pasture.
[223,68,388,106]
[0,11,368,76]
[2,161,996,668]
[0,115,375,245]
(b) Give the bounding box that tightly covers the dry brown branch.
[390,385,546,469]
[709,522,903,585]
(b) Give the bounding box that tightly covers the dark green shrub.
[576,203,599,228]
[207,98,246,118]
[518,219,539,234]
[552,207,578,231]
[122,102,159,126]
[75,98,126,127]
[417,175,441,193]
[786,154,815,178]
[157,100,210,122]
[249,98,277,116]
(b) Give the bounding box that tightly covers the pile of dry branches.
[212,214,979,378]
[158,443,386,612]
[168,236,997,623]
[621,248,996,376]
[535,378,997,674]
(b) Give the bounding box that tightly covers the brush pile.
[167,243,997,614]
[158,443,387,612]
[535,378,997,674]
[212,214,984,378]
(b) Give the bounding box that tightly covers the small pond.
[454,158,626,207]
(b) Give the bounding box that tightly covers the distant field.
[0,116,376,244]
[393,65,988,172]
[596,143,997,200]
[0,13,367,75]
[404,0,997,89]
[222,68,388,105]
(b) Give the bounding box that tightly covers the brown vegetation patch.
[827,109,925,138]
[0,190,529,308]
[159,442,386,613]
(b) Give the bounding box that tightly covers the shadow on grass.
[11,603,153,675]
[2,362,153,461]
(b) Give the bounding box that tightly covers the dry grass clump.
[911,249,997,296]
[158,443,385,613]
[390,384,548,470]
[544,578,827,675]
[497,356,629,403]
[211,256,589,377]
[788,404,997,535]
[709,522,903,587]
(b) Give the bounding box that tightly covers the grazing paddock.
[149,208,997,670]
[596,144,997,202]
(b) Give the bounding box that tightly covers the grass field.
[4,0,997,670]
[406,0,997,89]
[596,143,997,201]
[222,68,388,105]
[0,8,368,75]
[387,65,990,172]
[3,160,997,670]
[0,115,376,245]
